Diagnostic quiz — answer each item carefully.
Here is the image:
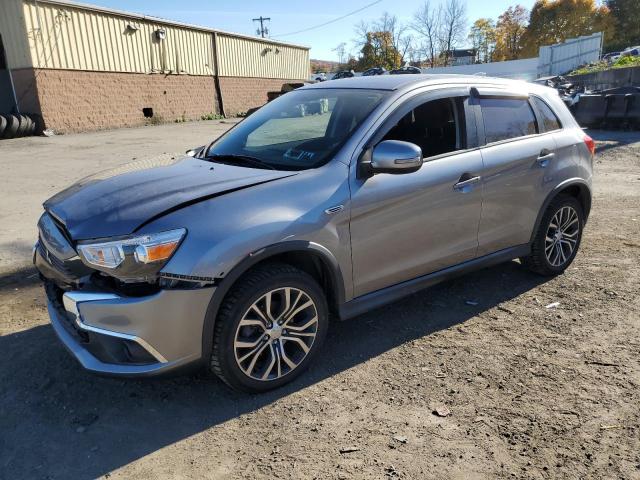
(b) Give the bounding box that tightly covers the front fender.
[197,239,347,367]
[150,162,351,282]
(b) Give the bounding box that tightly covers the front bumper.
[45,283,215,377]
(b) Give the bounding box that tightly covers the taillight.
[584,134,595,156]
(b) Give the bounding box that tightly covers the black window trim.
[529,94,563,134]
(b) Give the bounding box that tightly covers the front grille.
[38,240,73,276]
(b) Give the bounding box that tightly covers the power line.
[272,0,383,38]
[252,16,271,38]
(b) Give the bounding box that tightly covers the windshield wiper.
[204,153,276,170]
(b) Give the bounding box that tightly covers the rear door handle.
[536,150,555,167]
[453,175,481,192]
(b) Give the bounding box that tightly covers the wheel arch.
[200,241,346,365]
[530,178,592,244]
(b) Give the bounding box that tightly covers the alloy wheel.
[545,206,580,267]
[233,287,319,381]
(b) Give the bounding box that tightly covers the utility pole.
[252,16,271,38]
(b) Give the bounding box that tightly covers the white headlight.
[77,243,125,268]
[77,229,186,270]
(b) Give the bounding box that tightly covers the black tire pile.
[0,113,42,139]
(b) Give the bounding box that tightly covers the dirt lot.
[1,127,639,479]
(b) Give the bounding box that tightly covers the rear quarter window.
[531,96,562,132]
[480,98,538,143]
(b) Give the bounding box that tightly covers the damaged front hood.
[44,156,294,240]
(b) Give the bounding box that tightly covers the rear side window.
[531,96,562,132]
[480,98,538,143]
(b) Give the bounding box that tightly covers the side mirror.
[370,140,423,174]
[186,146,205,157]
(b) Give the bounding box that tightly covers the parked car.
[602,51,621,63]
[362,67,387,76]
[35,75,594,392]
[331,70,355,79]
[313,72,327,82]
[620,46,640,58]
[389,66,422,75]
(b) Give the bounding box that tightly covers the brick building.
[0,0,310,133]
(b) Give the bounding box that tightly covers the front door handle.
[453,175,481,192]
[536,150,555,167]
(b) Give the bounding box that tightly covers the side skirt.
[338,244,531,320]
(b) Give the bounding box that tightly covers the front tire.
[522,195,584,276]
[210,263,328,393]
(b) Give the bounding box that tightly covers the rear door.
[475,90,557,256]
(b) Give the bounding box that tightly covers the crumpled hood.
[44,156,295,240]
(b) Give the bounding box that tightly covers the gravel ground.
[0,128,639,479]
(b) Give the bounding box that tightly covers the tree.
[412,1,442,67]
[493,5,529,61]
[353,13,413,70]
[439,0,467,65]
[358,31,402,70]
[606,0,640,52]
[411,0,466,67]
[374,12,413,67]
[468,18,496,63]
[521,0,614,57]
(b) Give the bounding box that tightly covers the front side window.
[382,97,466,159]
[207,88,387,170]
[532,96,562,132]
[480,98,538,143]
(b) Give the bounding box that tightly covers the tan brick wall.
[28,69,219,133]
[11,69,304,133]
[219,77,302,116]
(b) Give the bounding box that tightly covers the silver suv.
[34,75,594,392]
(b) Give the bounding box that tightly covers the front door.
[349,93,484,297]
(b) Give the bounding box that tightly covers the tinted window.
[532,96,561,131]
[208,88,386,170]
[382,97,465,159]
[480,98,537,143]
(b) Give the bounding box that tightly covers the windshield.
[206,88,387,170]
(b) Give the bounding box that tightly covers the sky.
[79,0,537,60]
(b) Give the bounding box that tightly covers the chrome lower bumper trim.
[62,291,169,363]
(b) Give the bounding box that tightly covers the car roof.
[302,74,528,92]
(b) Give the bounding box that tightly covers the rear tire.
[210,263,328,393]
[522,195,584,276]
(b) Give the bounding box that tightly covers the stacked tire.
[0,113,41,139]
